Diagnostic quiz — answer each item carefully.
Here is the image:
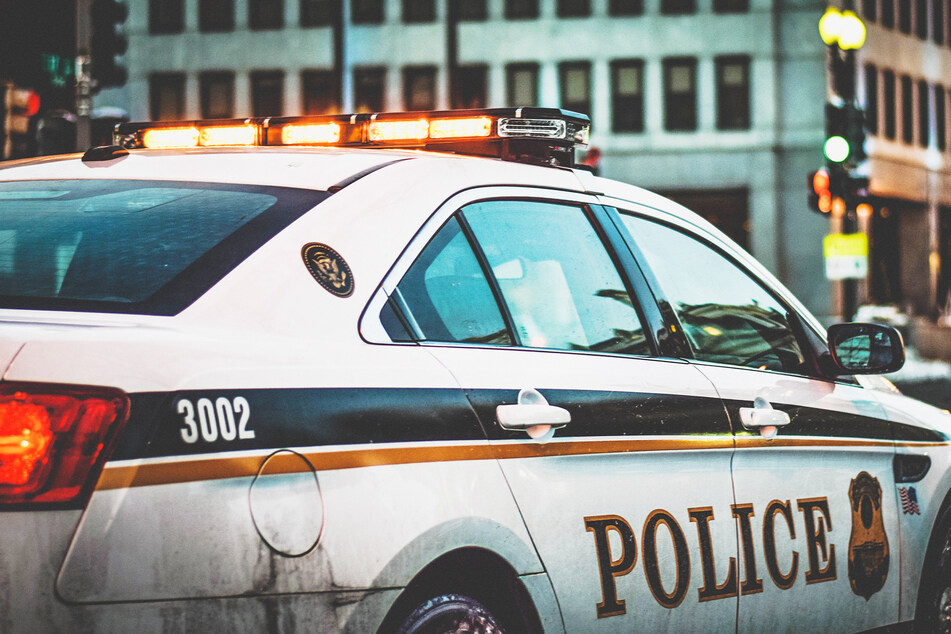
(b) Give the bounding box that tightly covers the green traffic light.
[824,136,850,163]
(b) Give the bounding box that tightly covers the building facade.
[103,0,947,322]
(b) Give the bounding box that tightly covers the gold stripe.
[96,435,949,492]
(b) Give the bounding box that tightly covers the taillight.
[0,382,129,506]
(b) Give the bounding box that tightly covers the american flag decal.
[899,487,921,515]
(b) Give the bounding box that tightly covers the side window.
[463,200,648,355]
[619,213,805,373]
[387,217,511,345]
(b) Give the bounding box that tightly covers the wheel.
[394,593,504,634]
[917,505,951,633]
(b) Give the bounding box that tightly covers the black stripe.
[117,387,484,460]
[464,388,731,439]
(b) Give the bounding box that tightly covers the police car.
[0,106,949,633]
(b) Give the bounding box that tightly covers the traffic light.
[2,85,41,159]
[91,0,128,90]
[809,168,833,214]
[824,103,866,168]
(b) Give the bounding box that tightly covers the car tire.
[917,504,951,633]
[394,593,504,634]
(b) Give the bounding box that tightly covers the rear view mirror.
[827,323,905,375]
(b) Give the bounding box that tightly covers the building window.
[302,70,338,114]
[881,0,895,28]
[300,0,335,26]
[935,0,946,44]
[883,69,896,139]
[715,56,750,130]
[611,59,644,132]
[559,62,591,116]
[916,0,929,39]
[251,71,284,116]
[402,0,435,23]
[937,85,947,151]
[250,0,284,29]
[557,0,590,17]
[862,0,876,22]
[664,57,697,131]
[901,74,913,144]
[899,1,912,33]
[403,66,437,110]
[506,63,539,106]
[200,72,234,118]
[352,0,384,23]
[149,73,185,121]
[865,63,879,135]
[919,79,931,147]
[609,0,643,15]
[354,67,386,112]
[505,0,538,19]
[149,0,183,34]
[661,0,695,14]
[713,0,748,12]
[454,65,488,108]
[199,0,235,31]
[456,0,487,21]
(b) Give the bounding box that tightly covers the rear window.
[0,180,327,315]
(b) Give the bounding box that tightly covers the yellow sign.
[824,233,868,280]
[823,233,868,257]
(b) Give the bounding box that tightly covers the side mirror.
[826,323,905,375]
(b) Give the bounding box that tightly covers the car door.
[610,205,901,632]
[365,188,741,632]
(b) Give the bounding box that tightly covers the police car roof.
[0,145,595,193]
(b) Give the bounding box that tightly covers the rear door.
[366,188,741,632]
[610,205,901,632]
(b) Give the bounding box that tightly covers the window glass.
[505,0,538,19]
[251,71,284,117]
[663,57,697,131]
[559,62,591,116]
[715,56,750,130]
[392,217,510,345]
[200,0,235,31]
[302,70,339,114]
[355,67,386,112]
[464,201,649,355]
[609,0,643,15]
[149,0,183,34]
[250,0,284,29]
[300,0,335,26]
[200,72,235,119]
[149,73,185,121]
[557,0,590,17]
[453,65,488,109]
[403,66,437,111]
[620,213,805,372]
[402,0,435,23]
[611,60,644,133]
[0,180,325,315]
[506,63,539,106]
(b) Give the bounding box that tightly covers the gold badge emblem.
[847,471,889,599]
[301,243,354,297]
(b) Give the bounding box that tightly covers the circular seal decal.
[301,243,354,297]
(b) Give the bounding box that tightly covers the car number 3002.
[176,396,255,444]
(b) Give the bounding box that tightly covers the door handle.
[496,388,570,441]
[739,396,790,439]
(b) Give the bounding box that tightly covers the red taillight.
[0,383,129,506]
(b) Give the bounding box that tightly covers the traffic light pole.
[76,0,92,151]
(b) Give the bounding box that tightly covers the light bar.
[368,119,429,142]
[281,122,341,145]
[114,107,591,167]
[142,127,199,149]
[199,125,258,147]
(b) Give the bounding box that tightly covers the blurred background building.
[4,0,951,328]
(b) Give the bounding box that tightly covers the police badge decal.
[848,471,889,600]
[301,243,354,297]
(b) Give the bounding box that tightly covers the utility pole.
[76,0,92,150]
[446,0,459,109]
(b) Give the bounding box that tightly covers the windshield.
[0,179,327,315]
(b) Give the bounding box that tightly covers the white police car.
[1,107,949,633]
